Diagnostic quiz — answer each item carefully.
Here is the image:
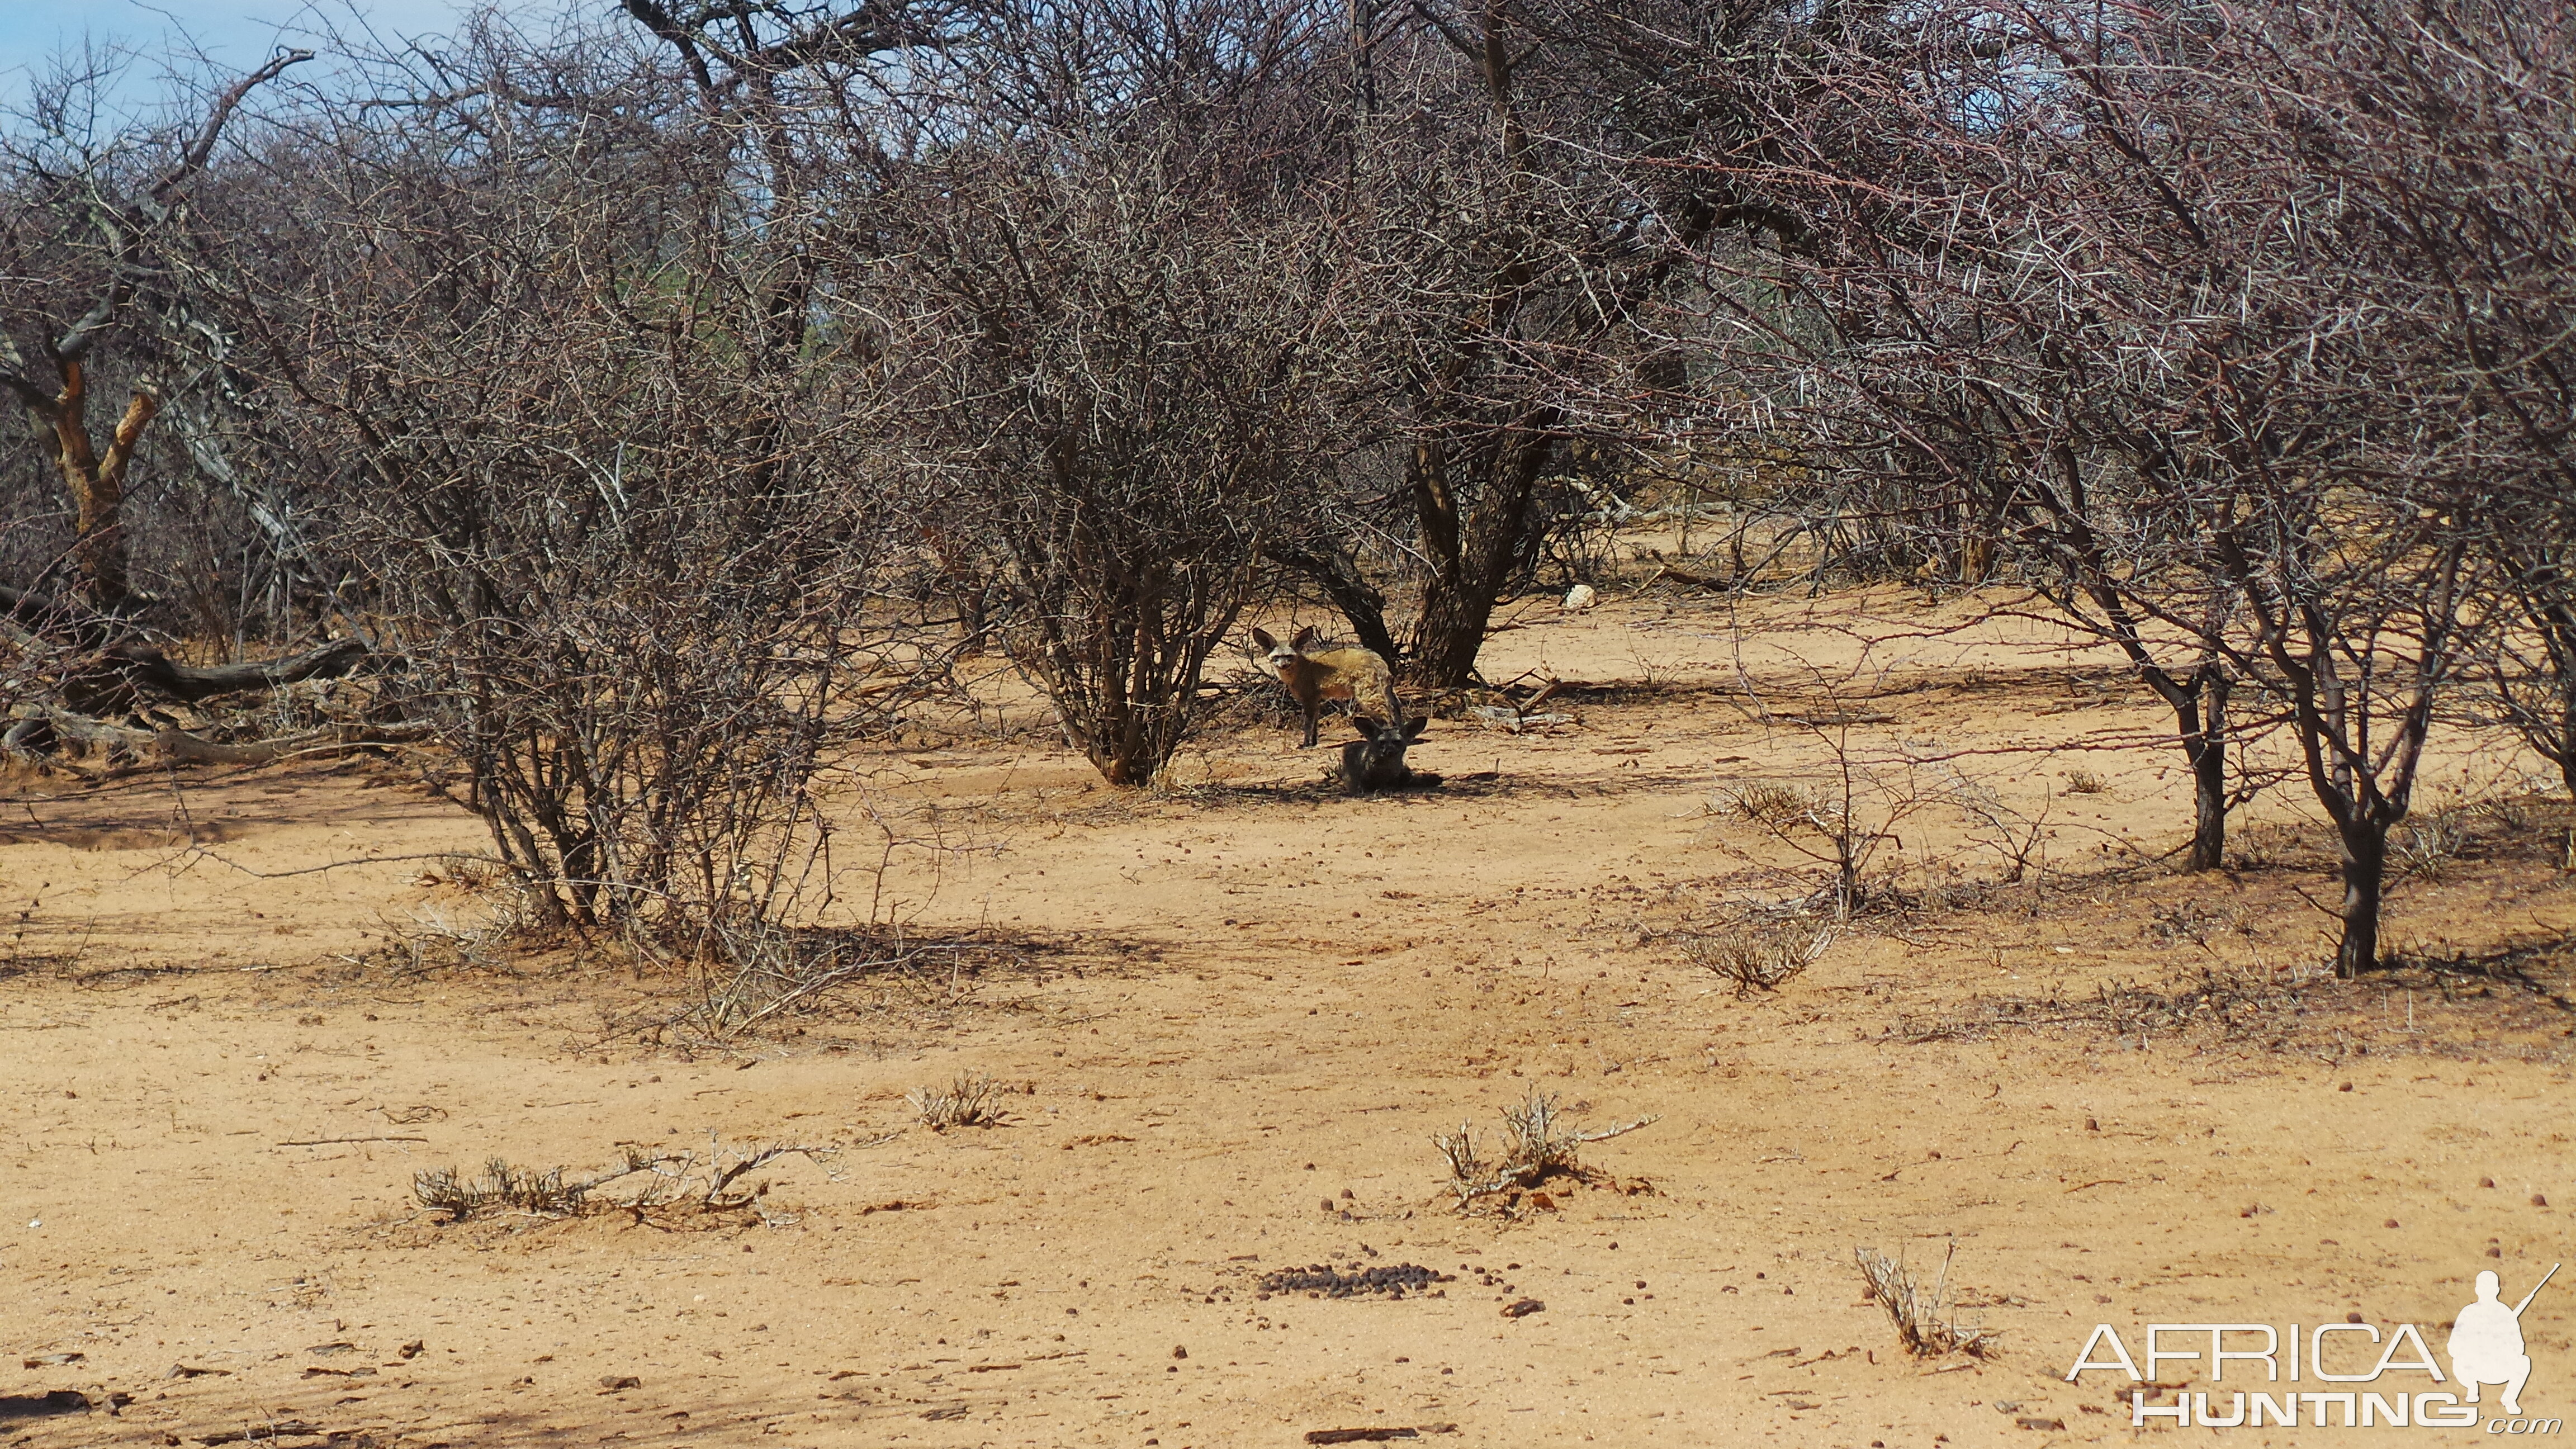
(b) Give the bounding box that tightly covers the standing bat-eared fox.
[1249,626,1403,749]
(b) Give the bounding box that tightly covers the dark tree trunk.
[2179,669,2233,872]
[1412,570,1503,690]
[2187,727,2228,872]
[1407,426,1560,690]
[2563,707,2576,799]
[2334,820,2388,978]
[2123,652,2234,872]
[2023,447,2245,874]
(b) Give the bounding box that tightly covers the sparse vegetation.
[1718,780,1812,828]
[411,1134,870,1224]
[1432,1091,1656,1209]
[1855,1243,1997,1358]
[2147,901,2241,949]
[8,0,2576,1433]
[414,1158,593,1221]
[910,1072,1009,1131]
[1679,920,1838,995]
[2394,803,2476,881]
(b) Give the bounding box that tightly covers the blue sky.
[0,1,569,100]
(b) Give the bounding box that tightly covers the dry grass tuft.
[1717,780,1815,828]
[1855,1242,1997,1358]
[2394,806,2476,881]
[412,1133,875,1224]
[1678,920,1838,995]
[2062,768,2107,795]
[1432,1090,1656,1208]
[910,1072,1008,1130]
[414,1158,592,1220]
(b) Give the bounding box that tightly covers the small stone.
[1172,1346,1187,1360]
[2536,1194,2551,1208]
[598,1375,642,1391]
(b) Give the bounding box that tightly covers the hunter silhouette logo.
[2456,1266,2557,1417]
[2064,1263,2561,1432]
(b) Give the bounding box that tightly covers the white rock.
[1562,583,1598,611]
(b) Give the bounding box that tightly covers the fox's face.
[1249,627,1316,674]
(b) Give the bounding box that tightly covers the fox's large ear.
[1291,625,1320,650]
[1351,716,1384,737]
[1250,628,1278,652]
[1401,717,1428,740]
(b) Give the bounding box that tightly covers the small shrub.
[2394,807,2473,880]
[1718,780,1813,827]
[411,1134,870,1224]
[1855,1242,1996,1358]
[391,881,537,971]
[413,1158,590,1221]
[1679,921,1837,995]
[2062,768,2106,795]
[1432,1091,1656,1208]
[910,1072,1007,1130]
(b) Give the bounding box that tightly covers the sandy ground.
[3,586,2573,1448]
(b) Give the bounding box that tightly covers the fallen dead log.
[62,637,368,713]
[0,581,121,648]
[3,705,433,773]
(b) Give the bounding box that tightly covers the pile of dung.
[1254,1262,1453,1300]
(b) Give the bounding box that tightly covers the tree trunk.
[1412,568,1502,690]
[2333,820,2388,977]
[2187,728,2227,872]
[45,363,159,610]
[483,805,570,931]
[2115,648,2236,872]
[2556,667,2576,798]
[2180,670,2233,872]
[2562,704,2576,799]
[1407,427,1560,690]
